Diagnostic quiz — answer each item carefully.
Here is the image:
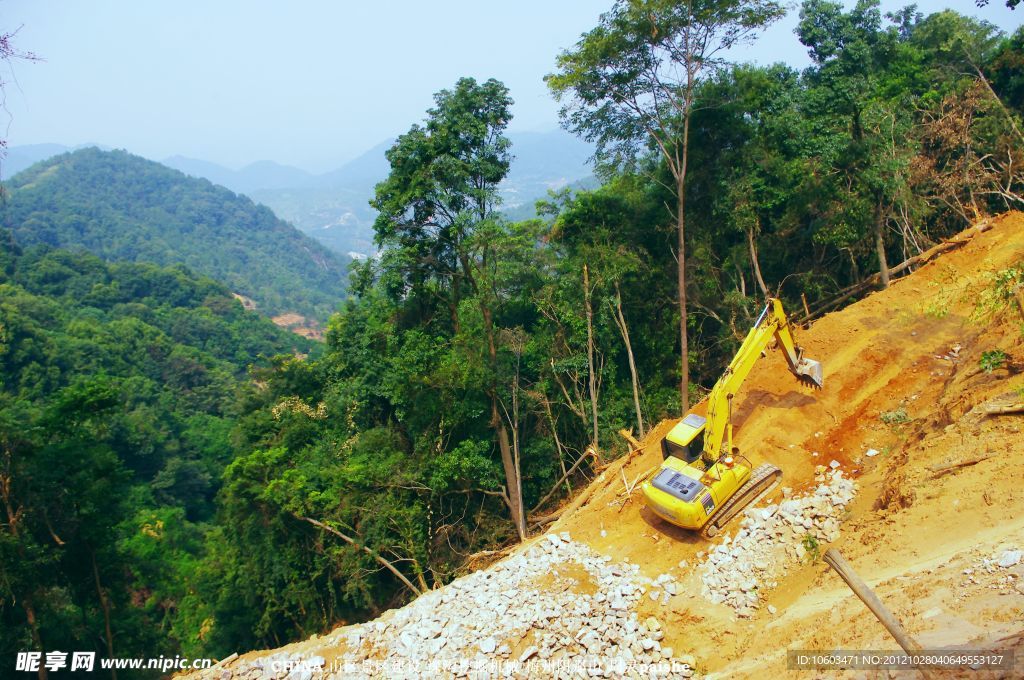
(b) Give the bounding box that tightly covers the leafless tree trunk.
[482,304,526,540]
[677,142,690,412]
[1,462,48,680]
[539,392,572,495]
[747,225,769,297]
[530,447,596,514]
[583,265,601,462]
[611,282,645,438]
[499,328,528,540]
[874,202,890,288]
[91,550,117,680]
[969,62,1024,145]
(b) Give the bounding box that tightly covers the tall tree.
[546,0,785,411]
[371,78,530,540]
[798,0,925,286]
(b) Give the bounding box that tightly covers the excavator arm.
[661,298,822,467]
[701,298,822,465]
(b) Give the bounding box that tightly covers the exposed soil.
[271,312,325,341]
[546,211,1024,677]
[232,293,258,311]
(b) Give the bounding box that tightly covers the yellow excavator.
[641,298,823,538]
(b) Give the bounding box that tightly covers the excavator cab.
[661,413,706,464]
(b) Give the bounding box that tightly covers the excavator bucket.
[795,357,824,388]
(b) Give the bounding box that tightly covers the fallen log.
[618,428,642,451]
[529,447,596,515]
[795,231,979,324]
[298,516,424,596]
[529,470,607,530]
[209,652,238,670]
[465,545,516,566]
[823,548,939,679]
[928,452,996,476]
[984,403,1024,416]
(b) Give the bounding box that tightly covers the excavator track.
[701,463,782,538]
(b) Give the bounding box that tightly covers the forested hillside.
[2,148,349,320]
[0,236,314,670]
[1,0,1022,671]
[247,130,594,257]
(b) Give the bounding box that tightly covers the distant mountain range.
[3,148,349,322]
[4,131,595,257]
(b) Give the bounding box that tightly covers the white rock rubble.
[200,533,699,679]
[698,467,856,616]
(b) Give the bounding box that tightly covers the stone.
[519,645,538,662]
[479,637,496,654]
[997,550,1021,568]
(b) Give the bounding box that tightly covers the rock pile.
[962,547,1023,596]
[202,533,698,679]
[699,467,856,616]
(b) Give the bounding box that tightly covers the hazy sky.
[2,0,1021,173]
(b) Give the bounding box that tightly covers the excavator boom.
[702,298,821,464]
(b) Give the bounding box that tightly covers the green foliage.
[802,533,821,562]
[546,0,786,175]
[3,148,349,320]
[974,265,1024,322]
[988,26,1024,115]
[980,349,1008,373]
[880,408,910,425]
[0,237,309,668]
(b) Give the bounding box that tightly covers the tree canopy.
[3,148,349,321]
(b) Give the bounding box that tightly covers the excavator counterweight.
[642,298,823,537]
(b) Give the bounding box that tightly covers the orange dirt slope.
[548,211,1024,677]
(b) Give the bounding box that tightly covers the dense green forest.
[0,237,316,670]
[2,148,349,320]
[1,0,1022,671]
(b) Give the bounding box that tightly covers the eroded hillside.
[185,212,1024,679]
